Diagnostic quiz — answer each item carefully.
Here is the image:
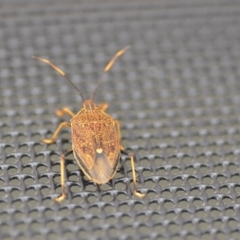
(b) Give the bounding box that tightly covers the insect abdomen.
[73,149,120,184]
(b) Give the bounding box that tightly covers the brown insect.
[33,46,145,202]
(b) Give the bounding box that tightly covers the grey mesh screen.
[1,1,240,240]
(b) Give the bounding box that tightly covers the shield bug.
[33,46,145,202]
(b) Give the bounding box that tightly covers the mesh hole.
[183,222,195,231]
[6,156,17,164]
[205,187,215,195]
[213,219,224,229]
[139,225,151,234]
[217,175,227,184]
[220,186,230,194]
[9,179,20,186]
[108,227,119,237]
[173,178,184,186]
[166,212,177,221]
[222,196,233,205]
[208,198,219,206]
[157,168,168,176]
[169,223,180,233]
[24,177,35,185]
[200,165,210,173]
[59,208,72,217]
[47,220,58,230]
[63,232,75,239]
[181,211,192,220]
[210,209,221,218]
[229,219,238,229]
[188,177,199,185]
[37,165,47,173]
[216,232,227,240]
[163,200,175,210]
[231,175,240,182]
[203,176,213,184]
[76,217,88,227]
[171,167,182,175]
[115,182,126,191]
[16,222,27,231]
[214,165,224,173]
[186,166,196,175]
[144,179,155,188]
[119,203,131,212]
[28,199,38,208]
[149,202,159,211]
[39,176,49,184]
[85,184,97,192]
[154,157,164,167]
[106,216,118,225]
[11,189,21,198]
[99,183,112,191]
[23,166,33,174]
[29,210,40,219]
[103,205,115,214]
[89,206,101,214]
[199,221,210,231]
[162,190,172,198]
[226,208,235,217]
[8,167,18,175]
[191,188,201,196]
[41,187,51,195]
[201,233,212,240]
[176,189,187,196]
[70,185,81,194]
[4,146,15,154]
[91,217,102,226]
[186,235,198,240]
[134,202,145,212]
[179,199,190,208]
[21,155,31,163]
[116,193,128,201]
[193,199,204,207]
[159,179,170,187]
[34,234,45,240]
[231,232,240,239]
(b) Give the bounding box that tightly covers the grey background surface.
[1,1,240,240]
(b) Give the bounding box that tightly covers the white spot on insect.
[96,148,103,153]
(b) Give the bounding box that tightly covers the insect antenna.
[32,56,85,101]
[91,45,131,101]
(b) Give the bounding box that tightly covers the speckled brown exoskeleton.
[33,46,145,202]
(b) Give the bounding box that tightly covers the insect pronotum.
[33,46,145,202]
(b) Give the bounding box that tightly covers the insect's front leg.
[97,103,108,112]
[121,149,146,198]
[55,149,73,202]
[55,107,75,118]
[42,122,71,144]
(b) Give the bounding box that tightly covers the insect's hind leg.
[121,149,145,198]
[55,149,73,202]
[42,122,71,144]
[97,103,108,112]
[55,107,75,118]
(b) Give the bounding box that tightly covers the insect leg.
[42,122,71,144]
[55,149,73,202]
[55,107,75,117]
[114,120,121,143]
[121,149,146,198]
[97,103,108,112]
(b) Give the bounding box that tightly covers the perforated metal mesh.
[1,1,240,240]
